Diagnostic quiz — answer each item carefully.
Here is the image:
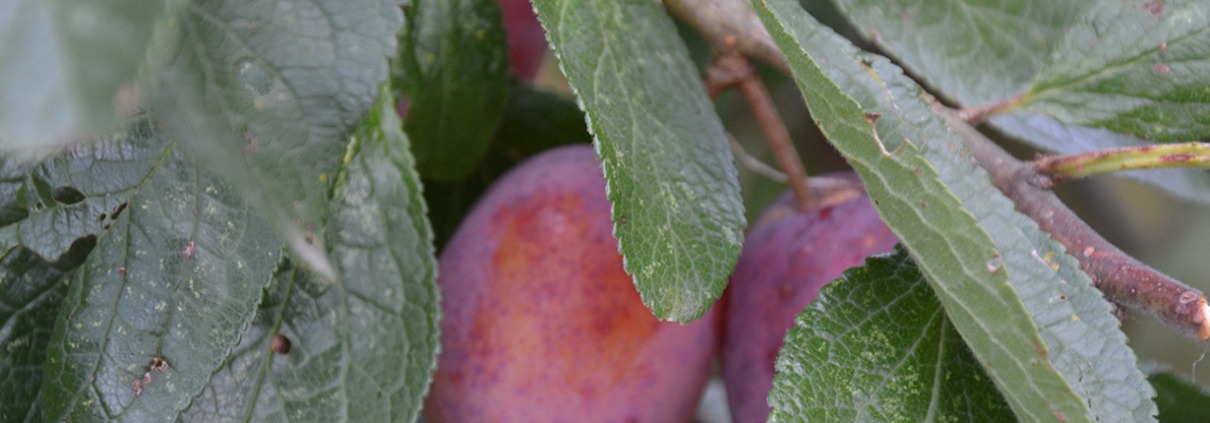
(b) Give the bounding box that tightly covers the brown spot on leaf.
[273,334,292,354]
[1143,0,1165,17]
[150,356,169,373]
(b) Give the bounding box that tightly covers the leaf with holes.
[0,116,167,262]
[182,88,440,423]
[39,145,281,422]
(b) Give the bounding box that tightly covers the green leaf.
[755,1,1155,421]
[531,0,746,322]
[833,0,1210,205]
[0,116,168,261]
[424,83,590,249]
[832,0,1089,107]
[394,0,510,181]
[182,88,441,422]
[769,247,1013,422]
[1148,371,1210,423]
[0,240,91,423]
[0,0,163,158]
[150,0,404,280]
[1021,0,1210,142]
[39,144,282,421]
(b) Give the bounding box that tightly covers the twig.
[705,53,814,210]
[662,0,789,74]
[728,133,788,183]
[936,105,1210,343]
[956,93,1026,126]
[1035,142,1210,183]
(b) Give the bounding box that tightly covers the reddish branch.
[669,0,1210,342]
[939,107,1210,342]
[705,52,815,210]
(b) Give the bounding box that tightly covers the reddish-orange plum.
[426,145,718,423]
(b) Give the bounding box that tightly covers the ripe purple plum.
[500,0,547,80]
[426,145,718,423]
[722,174,898,423]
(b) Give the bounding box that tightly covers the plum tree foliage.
[2,0,1210,422]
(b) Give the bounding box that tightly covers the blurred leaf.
[394,0,510,180]
[834,0,1210,205]
[531,0,746,322]
[1020,0,1210,142]
[0,0,163,159]
[1148,371,1210,423]
[0,116,167,261]
[40,145,282,421]
[150,0,404,280]
[182,88,440,423]
[756,0,1155,421]
[769,247,1013,422]
[425,83,590,249]
[0,239,92,423]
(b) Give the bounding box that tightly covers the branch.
[705,52,814,210]
[662,0,789,74]
[936,105,1210,343]
[1035,142,1210,183]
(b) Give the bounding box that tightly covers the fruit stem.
[728,133,788,183]
[937,104,1210,343]
[955,93,1026,125]
[1035,142,1210,183]
[663,0,790,74]
[705,52,815,210]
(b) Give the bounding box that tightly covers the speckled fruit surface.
[722,174,898,423]
[426,145,718,423]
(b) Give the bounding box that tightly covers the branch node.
[937,106,1210,344]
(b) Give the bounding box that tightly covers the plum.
[500,0,547,80]
[426,145,718,423]
[722,173,898,423]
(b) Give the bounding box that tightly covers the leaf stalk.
[956,93,1027,126]
[705,52,814,210]
[1035,142,1210,182]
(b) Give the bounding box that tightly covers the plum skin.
[426,145,718,423]
[722,176,898,423]
[499,0,547,80]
